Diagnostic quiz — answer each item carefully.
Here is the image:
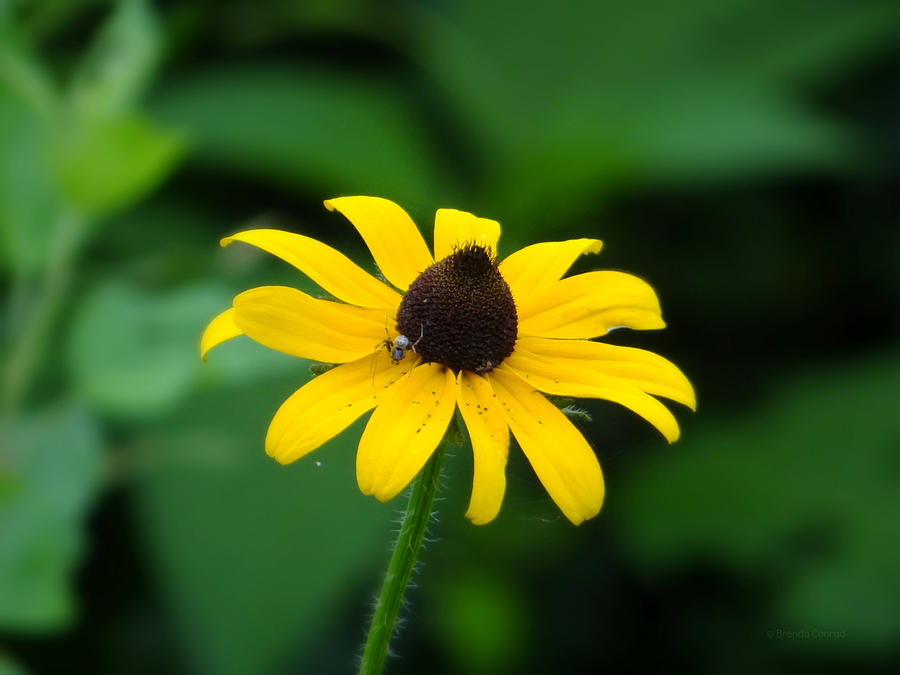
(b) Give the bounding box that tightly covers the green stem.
[359,440,447,675]
[1,209,85,425]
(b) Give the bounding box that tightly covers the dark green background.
[2,0,899,673]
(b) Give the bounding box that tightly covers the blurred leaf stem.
[1,209,86,425]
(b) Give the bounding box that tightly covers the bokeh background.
[2,0,899,673]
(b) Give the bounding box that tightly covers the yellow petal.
[516,270,665,339]
[487,368,604,525]
[502,350,681,443]
[221,228,400,309]
[200,308,242,361]
[356,363,456,501]
[499,238,603,301]
[233,286,391,363]
[433,208,501,261]
[515,336,696,410]
[456,371,510,525]
[266,349,416,464]
[324,196,433,291]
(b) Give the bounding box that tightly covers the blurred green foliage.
[152,65,451,206]
[2,2,186,649]
[1,0,899,673]
[0,405,102,629]
[617,351,900,650]
[133,377,392,675]
[67,280,230,417]
[420,0,882,225]
[0,651,26,675]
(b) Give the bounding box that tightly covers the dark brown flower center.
[395,244,517,373]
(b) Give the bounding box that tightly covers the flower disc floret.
[396,244,517,373]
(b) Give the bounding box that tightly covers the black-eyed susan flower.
[202,196,694,525]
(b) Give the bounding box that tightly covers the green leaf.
[133,377,393,675]
[0,93,60,274]
[0,651,27,675]
[545,395,593,422]
[69,0,161,118]
[0,405,104,631]
[0,18,56,117]
[0,24,62,274]
[445,410,465,447]
[560,405,592,423]
[307,362,337,377]
[200,330,306,389]
[615,350,900,650]
[41,1,181,218]
[431,570,529,674]
[150,64,451,206]
[50,113,184,217]
[66,280,230,419]
[420,0,900,226]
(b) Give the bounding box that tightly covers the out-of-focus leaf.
[2,2,178,265]
[491,84,851,227]
[199,328,307,388]
[9,0,100,42]
[0,94,60,274]
[41,0,180,219]
[0,405,104,631]
[0,20,60,274]
[0,18,55,117]
[616,350,900,650]
[66,280,229,418]
[151,65,451,206]
[205,0,406,48]
[420,0,900,226]
[50,113,184,217]
[431,570,529,675]
[133,376,393,675]
[69,0,161,118]
[0,650,27,675]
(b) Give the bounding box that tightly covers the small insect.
[371,325,425,385]
[474,359,495,374]
[381,325,424,364]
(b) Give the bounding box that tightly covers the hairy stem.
[358,441,447,675]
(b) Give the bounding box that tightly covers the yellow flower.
[201,196,695,525]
